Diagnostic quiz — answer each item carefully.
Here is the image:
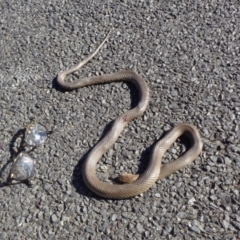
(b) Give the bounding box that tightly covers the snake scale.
[57,32,203,199]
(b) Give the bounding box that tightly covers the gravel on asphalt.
[0,0,239,239]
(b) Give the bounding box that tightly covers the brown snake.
[57,32,203,199]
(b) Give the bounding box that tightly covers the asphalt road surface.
[0,0,239,239]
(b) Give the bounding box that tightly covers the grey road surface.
[0,0,239,239]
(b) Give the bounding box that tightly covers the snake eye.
[9,153,35,181]
[25,123,48,147]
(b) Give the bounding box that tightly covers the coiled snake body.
[57,32,203,199]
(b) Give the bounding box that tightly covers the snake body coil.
[57,32,203,199]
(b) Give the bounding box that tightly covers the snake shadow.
[52,76,65,93]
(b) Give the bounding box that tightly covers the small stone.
[235,215,240,223]
[222,220,229,229]
[163,224,172,234]
[224,157,232,165]
[225,205,231,211]
[177,212,186,219]
[136,223,144,233]
[209,195,217,201]
[155,193,161,198]
[51,214,58,223]
[173,225,180,235]
[85,227,94,233]
[210,156,217,162]
[208,161,215,166]
[122,212,132,219]
[171,90,178,97]
[232,221,240,230]
[188,197,196,205]
[105,227,111,235]
[111,214,117,221]
[60,215,68,223]
[171,148,177,154]
[191,225,201,234]
[100,165,108,172]
[37,211,43,219]
[144,231,149,238]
